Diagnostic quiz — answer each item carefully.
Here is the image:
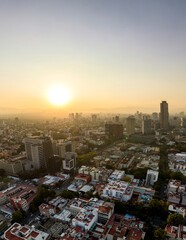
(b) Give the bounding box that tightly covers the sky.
[0,0,186,116]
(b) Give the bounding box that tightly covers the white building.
[102,181,133,201]
[108,170,125,182]
[4,223,49,240]
[63,152,77,171]
[146,170,159,186]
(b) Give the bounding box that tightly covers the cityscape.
[1,1,186,240]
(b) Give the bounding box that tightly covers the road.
[55,179,71,195]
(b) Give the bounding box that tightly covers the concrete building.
[126,116,135,135]
[39,203,56,218]
[78,166,113,182]
[62,152,77,171]
[142,117,152,135]
[0,158,23,176]
[102,181,133,201]
[145,170,159,186]
[4,223,49,240]
[105,123,123,139]
[0,184,37,212]
[108,170,125,182]
[57,141,76,158]
[160,101,169,130]
[24,137,53,169]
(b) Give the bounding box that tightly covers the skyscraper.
[160,101,169,130]
[23,137,53,169]
[105,123,123,139]
[142,117,152,135]
[126,116,135,135]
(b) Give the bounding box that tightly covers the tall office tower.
[160,101,169,130]
[142,117,152,135]
[23,137,53,169]
[62,152,77,171]
[105,123,123,139]
[126,116,135,135]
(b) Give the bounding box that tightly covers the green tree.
[12,210,23,223]
[3,177,10,183]
[61,190,79,199]
[167,213,184,225]
[170,172,184,182]
[154,228,166,240]
[0,169,6,178]
[148,199,169,219]
[122,176,131,182]
[130,167,149,180]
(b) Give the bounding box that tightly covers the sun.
[48,86,70,106]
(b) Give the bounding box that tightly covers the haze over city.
[1,0,186,117]
[1,1,186,239]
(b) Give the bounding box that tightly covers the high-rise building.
[126,116,135,135]
[57,141,75,158]
[105,123,123,139]
[160,101,169,130]
[23,137,53,169]
[46,155,62,174]
[142,117,152,135]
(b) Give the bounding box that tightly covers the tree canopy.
[167,213,184,226]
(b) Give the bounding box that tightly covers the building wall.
[0,160,23,176]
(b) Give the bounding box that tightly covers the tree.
[154,228,166,240]
[0,169,6,177]
[12,210,23,223]
[122,176,131,183]
[167,213,184,225]
[148,199,169,219]
[130,167,149,180]
[170,172,184,182]
[3,177,10,183]
[61,190,79,199]
[105,164,114,170]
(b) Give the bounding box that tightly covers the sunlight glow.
[48,86,70,106]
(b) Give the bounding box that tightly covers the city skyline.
[1,0,186,116]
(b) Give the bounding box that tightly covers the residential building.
[0,220,8,235]
[62,152,77,171]
[105,123,123,139]
[102,181,133,201]
[145,170,159,186]
[142,117,152,135]
[108,170,125,182]
[4,223,49,240]
[57,141,76,158]
[1,184,37,211]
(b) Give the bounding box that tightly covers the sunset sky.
[1,0,186,116]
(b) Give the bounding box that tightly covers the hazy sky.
[1,0,186,115]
